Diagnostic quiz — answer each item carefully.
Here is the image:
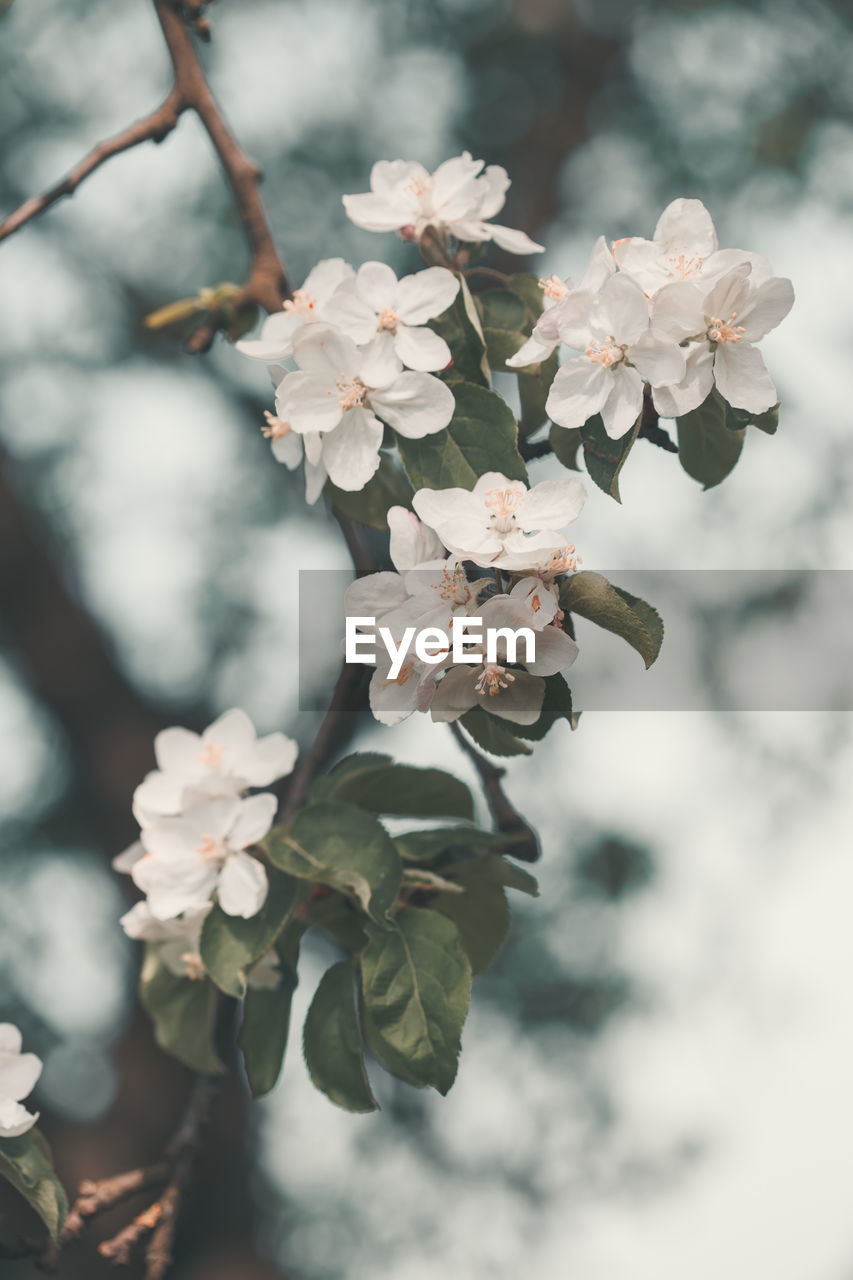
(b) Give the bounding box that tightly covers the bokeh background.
[2,0,853,1276]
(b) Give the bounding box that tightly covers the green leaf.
[677,389,745,488]
[239,922,303,1097]
[313,754,474,820]
[724,400,779,435]
[512,674,574,741]
[303,961,378,1113]
[430,860,511,975]
[393,826,516,864]
[549,422,582,471]
[139,949,224,1075]
[477,290,529,371]
[508,272,546,322]
[304,893,370,954]
[459,705,533,757]
[265,802,402,923]
[0,1131,68,1242]
[517,351,558,437]
[560,571,664,668]
[580,412,642,502]
[324,454,412,530]
[360,908,472,1094]
[200,869,304,998]
[428,274,490,388]
[396,381,527,492]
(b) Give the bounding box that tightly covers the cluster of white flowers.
[346,476,585,727]
[509,198,794,439]
[115,711,298,970]
[0,1024,42,1139]
[237,258,460,500]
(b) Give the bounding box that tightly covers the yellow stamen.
[262,411,292,441]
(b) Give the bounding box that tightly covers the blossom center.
[378,307,399,331]
[283,288,316,315]
[667,251,703,279]
[540,274,569,300]
[336,377,369,410]
[405,175,433,198]
[262,411,292,441]
[197,742,225,769]
[546,544,580,576]
[706,313,745,344]
[585,338,625,367]
[197,834,226,864]
[475,664,515,697]
[430,564,471,604]
[181,951,206,981]
[484,485,525,526]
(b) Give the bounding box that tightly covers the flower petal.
[292,323,360,377]
[395,267,459,325]
[0,1100,39,1138]
[356,260,399,312]
[629,331,686,388]
[322,407,384,491]
[486,223,545,255]
[652,344,714,417]
[505,333,557,369]
[517,478,587,532]
[713,341,777,414]
[370,372,455,438]
[739,276,794,342]
[546,358,610,431]
[228,792,277,849]
[592,275,649,346]
[0,1026,22,1055]
[0,1050,42,1103]
[393,324,451,372]
[322,279,379,345]
[600,363,644,440]
[388,506,444,572]
[429,666,479,722]
[217,851,269,918]
[276,371,343,435]
[243,734,298,788]
[359,331,403,389]
[524,626,579,676]
[654,197,718,258]
[346,570,410,618]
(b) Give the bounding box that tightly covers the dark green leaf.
[517,351,559,436]
[324,454,412,530]
[265,803,402,923]
[313,754,474,820]
[508,272,546,324]
[677,389,745,487]
[428,274,490,388]
[560,571,664,668]
[0,1132,67,1242]
[304,893,370,953]
[360,908,471,1094]
[393,826,516,864]
[419,850,539,972]
[239,922,303,1097]
[396,381,527,492]
[724,400,779,435]
[477,289,529,371]
[549,422,582,471]
[459,706,533,757]
[201,869,304,998]
[139,949,224,1075]
[303,961,378,1113]
[580,412,642,502]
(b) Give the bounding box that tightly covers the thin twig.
[449,721,540,862]
[0,91,185,243]
[0,0,291,347]
[519,436,553,461]
[280,661,367,822]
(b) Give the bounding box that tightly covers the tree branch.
[0,0,291,344]
[0,91,185,243]
[449,722,540,862]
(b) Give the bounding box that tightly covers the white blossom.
[323,262,459,371]
[0,1024,42,1139]
[411,471,586,571]
[274,324,454,494]
[649,263,795,417]
[612,198,761,296]
[132,792,277,920]
[133,709,297,825]
[343,153,543,255]
[235,258,354,363]
[546,274,686,440]
[507,235,616,369]
[429,583,578,725]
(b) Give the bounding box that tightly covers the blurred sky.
[2,0,853,1277]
